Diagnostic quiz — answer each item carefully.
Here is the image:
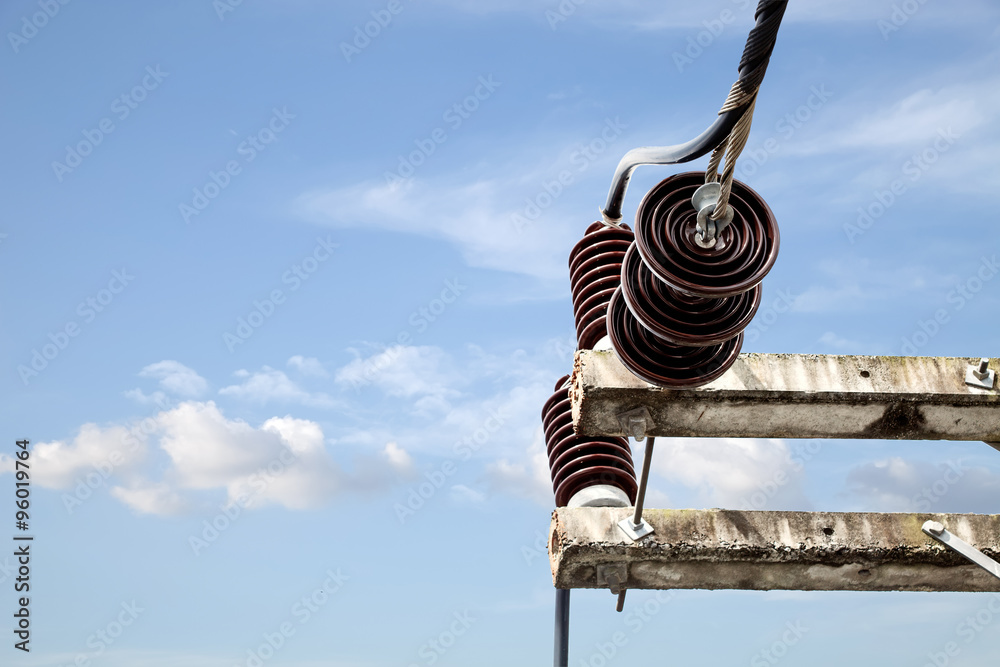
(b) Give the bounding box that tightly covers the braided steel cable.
[707,0,789,221]
[601,0,788,225]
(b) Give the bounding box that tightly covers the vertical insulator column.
[542,375,637,507]
[569,222,634,351]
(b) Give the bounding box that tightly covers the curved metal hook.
[600,107,746,224]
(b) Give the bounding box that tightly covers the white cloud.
[156,402,341,510]
[818,331,862,351]
[649,437,809,510]
[287,355,329,377]
[219,367,339,408]
[844,457,1000,513]
[791,258,952,314]
[450,484,486,505]
[429,0,999,28]
[123,388,172,407]
[383,442,415,475]
[111,480,190,516]
[27,423,144,489]
[335,345,461,402]
[485,427,552,506]
[296,178,574,281]
[138,360,208,397]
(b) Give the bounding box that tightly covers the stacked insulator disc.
[608,171,779,388]
[569,222,634,350]
[542,375,637,507]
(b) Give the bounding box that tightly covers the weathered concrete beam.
[572,351,1000,440]
[550,508,1000,592]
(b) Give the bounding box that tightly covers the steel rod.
[631,437,655,527]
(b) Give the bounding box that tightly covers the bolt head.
[924,520,945,536]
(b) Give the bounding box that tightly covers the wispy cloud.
[220,367,340,408]
[296,177,573,281]
[649,437,810,510]
[138,360,209,397]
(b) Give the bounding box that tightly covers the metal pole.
[554,588,570,667]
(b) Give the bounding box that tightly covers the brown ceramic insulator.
[606,286,742,388]
[568,222,633,273]
[620,243,762,347]
[541,377,638,507]
[634,172,779,298]
[568,222,635,350]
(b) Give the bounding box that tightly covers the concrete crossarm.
[550,508,1000,592]
[571,351,1000,440]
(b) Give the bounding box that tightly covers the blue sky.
[2,0,1000,665]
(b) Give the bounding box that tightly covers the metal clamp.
[597,564,630,613]
[596,564,628,595]
[965,358,996,390]
[922,520,1000,582]
[691,182,734,248]
[617,407,652,441]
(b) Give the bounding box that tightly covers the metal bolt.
[925,521,945,536]
[973,358,990,380]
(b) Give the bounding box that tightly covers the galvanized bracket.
[922,520,1000,582]
[965,358,996,390]
[617,516,655,541]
